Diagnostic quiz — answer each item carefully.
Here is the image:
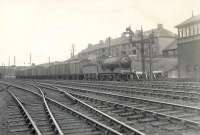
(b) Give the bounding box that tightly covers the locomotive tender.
[16,55,162,81]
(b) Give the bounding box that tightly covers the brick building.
[176,15,200,80]
[78,24,177,75]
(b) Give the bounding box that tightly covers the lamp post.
[107,37,111,57]
[140,26,146,77]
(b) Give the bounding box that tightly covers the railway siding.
[3,80,200,135]
[1,81,141,135]
[40,82,200,111]
[38,84,145,135]
[38,82,200,135]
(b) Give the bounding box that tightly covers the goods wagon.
[69,60,83,80]
[37,66,48,79]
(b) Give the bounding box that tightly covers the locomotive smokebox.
[102,56,131,71]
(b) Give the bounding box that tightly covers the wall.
[178,40,200,80]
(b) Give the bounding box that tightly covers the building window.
[144,48,149,56]
[194,24,198,35]
[186,65,191,72]
[152,48,157,56]
[132,50,136,55]
[198,23,200,34]
[194,65,199,71]
[132,43,136,47]
[173,50,177,56]
[163,51,168,56]
[183,27,186,37]
[186,26,190,37]
[178,28,183,38]
[121,51,126,55]
[190,25,194,36]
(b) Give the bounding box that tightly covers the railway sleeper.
[71,92,200,130]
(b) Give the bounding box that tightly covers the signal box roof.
[175,15,200,28]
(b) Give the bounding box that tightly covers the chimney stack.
[157,24,163,29]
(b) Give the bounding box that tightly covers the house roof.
[80,24,176,54]
[144,27,176,38]
[175,15,200,28]
[37,61,64,67]
[80,36,130,54]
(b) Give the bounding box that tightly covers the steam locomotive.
[16,55,163,81]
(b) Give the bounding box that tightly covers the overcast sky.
[0,0,200,66]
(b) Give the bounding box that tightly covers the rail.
[39,82,200,127]
[37,86,64,135]
[0,81,124,135]
[59,81,200,98]
[39,83,145,135]
[7,89,42,135]
[43,82,200,111]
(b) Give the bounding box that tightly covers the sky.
[0,0,200,66]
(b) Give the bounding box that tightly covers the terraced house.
[78,24,178,77]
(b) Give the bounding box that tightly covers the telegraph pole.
[29,53,32,66]
[48,56,51,65]
[8,56,10,76]
[71,44,75,58]
[141,26,145,75]
[148,42,152,80]
[149,31,154,80]
[8,56,10,67]
[108,37,111,57]
[1,62,3,76]
[14,56,16,66]
[3,63,5,77]
[48,56,50,77]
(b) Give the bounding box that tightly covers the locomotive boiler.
[102,56,131,72]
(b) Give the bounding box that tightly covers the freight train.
[15,56,163,81]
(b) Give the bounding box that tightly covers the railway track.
[38,79,200,93]
[54,80,200,91]
[104,81,200,91]
[21,79,200,93]
[93,80,200,91]
[34,82,200,135]
[7,88,51,135]
[69,81,200,102]
[37,80,200,107]
[6,79,200,135]
[2,81,144,135]
[7,94,40,135]
[29,82,145,135]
